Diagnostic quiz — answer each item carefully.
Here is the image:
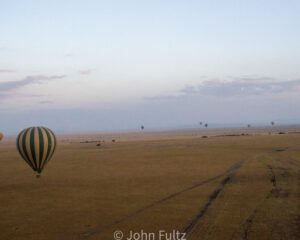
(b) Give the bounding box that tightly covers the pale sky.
[1,0,300,134]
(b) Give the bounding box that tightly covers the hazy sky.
[1,0,300,134]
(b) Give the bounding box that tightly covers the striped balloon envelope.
[16,127,56,176]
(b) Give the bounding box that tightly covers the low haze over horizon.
[1,0,300,134]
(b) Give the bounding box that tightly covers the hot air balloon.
[16,127,56,177]
[0,132,3,142]
[141,125,145,130]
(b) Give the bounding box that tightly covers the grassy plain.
[0,129,299,240]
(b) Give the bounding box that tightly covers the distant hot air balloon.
[199,122,203,125]
[204,123,208,128]
[271,121,275,126]
[247,124,251,128]
[0,132,3,142]
[16,127,56,177]
[141,125,144,130]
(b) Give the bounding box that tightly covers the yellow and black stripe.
[16,127,56,174]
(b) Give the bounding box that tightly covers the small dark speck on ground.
[275,148,288,152]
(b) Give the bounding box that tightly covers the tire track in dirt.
[80,161,244,239]
[243,208,258,240]
[266,164,277,191]
[181,160,244,236]
[241,155,279,240]
[241,169,276,239]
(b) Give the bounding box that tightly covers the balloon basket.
[36,174,41,178]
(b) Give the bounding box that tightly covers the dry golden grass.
[0,131,299,240]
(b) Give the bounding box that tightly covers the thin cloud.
[79,69,93,75]
[27,94,46,98]
[0,75,66,94]
[37,100,53,104]
[146,77,300,101]
[64,53,74,58]
[181,78,300,97]
[0,69,16,73]
[231,76,274,82]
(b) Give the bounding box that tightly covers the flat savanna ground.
[0,129,299,240]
